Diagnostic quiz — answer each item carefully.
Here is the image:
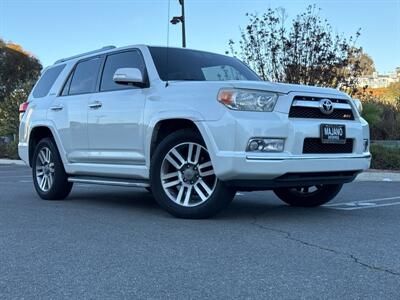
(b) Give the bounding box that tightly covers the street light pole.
[180,0,186,48]
[170,0,186,48]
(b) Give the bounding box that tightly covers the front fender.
[144,110,207,168]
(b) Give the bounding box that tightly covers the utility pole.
[170,0,186,47]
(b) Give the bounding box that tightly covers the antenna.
[165,0,171,87]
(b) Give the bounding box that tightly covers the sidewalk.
[356,170,400,182]
[0,159,26,166]
[1,159,400,182]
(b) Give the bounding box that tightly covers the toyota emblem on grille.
[319,99,334,115]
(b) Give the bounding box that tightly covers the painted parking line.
[325,196,400,210]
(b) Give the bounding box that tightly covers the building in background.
[359,67,400,88]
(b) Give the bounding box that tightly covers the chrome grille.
[289,96,355,120]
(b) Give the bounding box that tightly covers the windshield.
[149,47,261,82]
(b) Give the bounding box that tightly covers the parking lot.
[1,164,400,299]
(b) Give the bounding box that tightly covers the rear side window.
[100,50,146,92]
[69,57,102,95]
[32,64,65,98]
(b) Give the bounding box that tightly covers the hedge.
[370,144,400,170]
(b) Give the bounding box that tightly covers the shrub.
[370,144,400,170]
[0,140,19,159]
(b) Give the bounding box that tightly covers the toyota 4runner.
[18,45,371,218]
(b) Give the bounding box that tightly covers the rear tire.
[273,184,342,207]
[32,138,73,200]
[150,129,235,219]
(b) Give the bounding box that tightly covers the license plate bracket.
[320,124,346,144]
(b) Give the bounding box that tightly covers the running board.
[68,176,150,188]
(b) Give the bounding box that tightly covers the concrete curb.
[0,159,26,166]
[356,171,400,182]
[0,159,399,181]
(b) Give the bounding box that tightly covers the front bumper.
[225,170,362,191]
[196,107,371,183]
[211,151,370,181]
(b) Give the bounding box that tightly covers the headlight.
[353,98,363,113]
[218,88,279,112]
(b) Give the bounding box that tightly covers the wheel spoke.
[194,184,207,201]
[166,149,185,169]
[198,161,212,170]
[198,179,212,195]
[38,150,46,164]
[36,166,44,176]
[183,186,193,206]
[161,171,179,180]
[162,179,181,188]
[188,143,201,164]
[48,174,53,188]
[171,149,185,166]
[39,176,46,190]
[45,148,51,163]
[176,185,185,203]
[187,143,194,163]
[200,170,214,177]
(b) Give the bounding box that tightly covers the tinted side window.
[33,64,65,98]
[69,57,101,95]
[100,50,146,92]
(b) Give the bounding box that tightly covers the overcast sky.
[1,0,399,73]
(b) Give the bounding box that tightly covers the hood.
[229,81,349,98]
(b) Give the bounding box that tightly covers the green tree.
[0,85,30,136]
[227,5,364,95]
[0,39,42,138]
[357,51,376,76]
[0,38,42,103]
[384,82,400,107]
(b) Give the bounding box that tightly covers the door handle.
[50,105,64,111]
[88,101,102,109]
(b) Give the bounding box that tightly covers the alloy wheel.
[160,142,217,207]
[35,147,55,192]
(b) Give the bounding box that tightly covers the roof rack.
[54,45,116,64]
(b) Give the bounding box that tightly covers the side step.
[68,176,150,188]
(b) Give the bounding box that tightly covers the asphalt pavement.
[1,164,400,299]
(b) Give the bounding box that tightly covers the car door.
[48,56,102,163]
[87,49,148,165]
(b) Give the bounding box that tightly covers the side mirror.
[113,68,143,85]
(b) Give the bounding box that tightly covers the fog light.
[247,138,284,152]
[363,139,369,152]
[248,140,263,151]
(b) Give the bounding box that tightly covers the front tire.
[150,129,235,219]
[32,138,73,200]
[273,184,342,207]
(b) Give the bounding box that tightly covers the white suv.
[18,45,371,218]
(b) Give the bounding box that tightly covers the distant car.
[18,45,371,218]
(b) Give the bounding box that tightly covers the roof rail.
[54,45,116,64]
